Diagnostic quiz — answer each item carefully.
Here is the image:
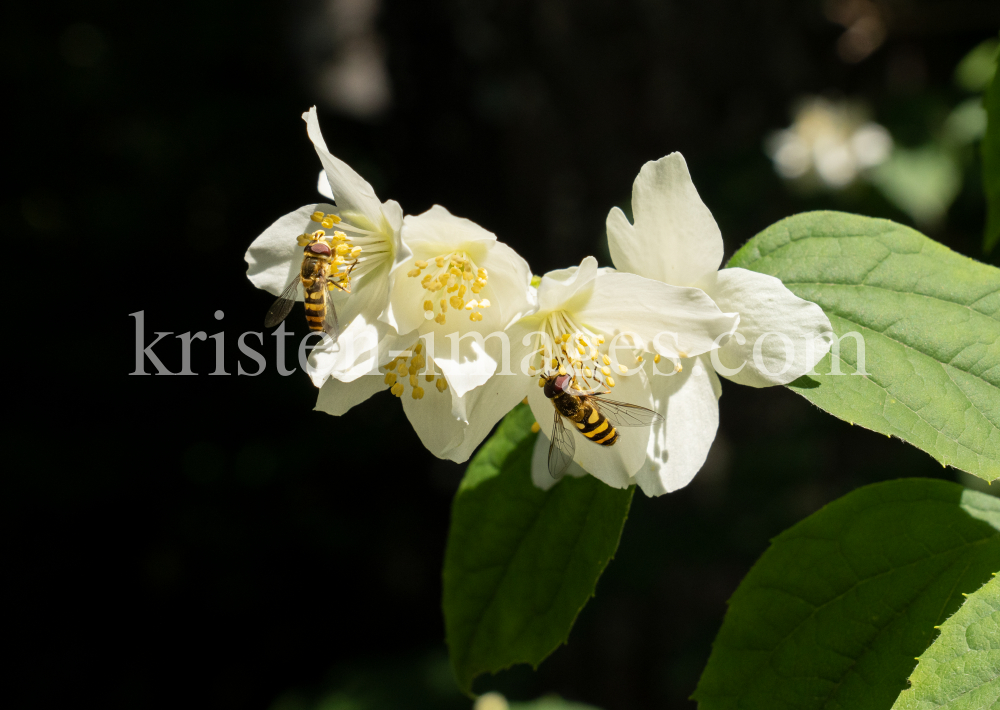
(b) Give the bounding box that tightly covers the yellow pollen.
[384,373,397,386]
[458,284,467,297]
[425,373,435,382]
[321,217,335,229]
[478,268,487,278]
[522,397,529,404]
[412,386,424,399]
[470,283,482,294]
[408,268,422,278]
[601,366,611,376]
[436,377,448,392]
[409,374,418,386]
[576,345,585,356]
[606,376,616,387]
[531,422,541,433]
[619,364,628,374]
[538,377,546,387]
[602,354,611,366]
[469,312,483,322]
[450,295,463,309]
[310,211,324,222]
[678,350,688,358]
[463,270,474,281]
[421,274,433,287]
[336,244,351,256]
[636,355,644,364]
[414,260,428,269]
[396,362,407,376]
[675,363,683,373]
[350,247,362,259]
[423,300,433,311]
[390,382,404,397]
[464,301,475,310]
[654,353,661,363]
[332,231,347,242]
[435,256,444,267]
[327,282,336,290]
[584,367,593,378]
[435,313,447,324]
[551,358,558,369]
[414,342,423,354]
[297,234,311,246]
[479,299,490,308]
[557,365,567,376]
[597,335,605,345]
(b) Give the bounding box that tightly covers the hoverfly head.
[307,240,332,256]
[543,374,572,399]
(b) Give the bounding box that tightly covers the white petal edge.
[699,268,833,387]
[315,372,388,416]
[245,203,335,298]
[609,153,724,288]
[633,355,720,496]
[317,170,334,200]
[581,271,739,359]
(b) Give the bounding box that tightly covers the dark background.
[7,1,997,709]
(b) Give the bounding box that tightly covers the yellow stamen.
[606,376,616,387]
[384,373,397,386]
[436,377,448,392]
[390,382,404,397]
[412,386,424,399]
[310,211,324,222]
[654,353,661,363]
[531,422,541,433]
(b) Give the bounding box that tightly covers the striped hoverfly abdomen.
[263,232,357,341]
[542,373,662,480]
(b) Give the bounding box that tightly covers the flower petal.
[526,366,650,487]
[530,429,589,491]
[303,107,384,230]
[633,355,720,496]
[399,204,497,253]
[478,241,536,329]
[581,271,739,359]
[699,268,833,387]
[245,203,334,297]
[443,373,528,463]
[609,153,723,287]
[536,256,600,313]
[314,372,389,416]
[400,374,468,459]
[317,170,334,200]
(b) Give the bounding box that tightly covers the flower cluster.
[245,108,833,496]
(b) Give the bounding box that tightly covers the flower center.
[406,253,490,324]
[529,310,670,393]
[299,210,392,293]
[380,341,449,400]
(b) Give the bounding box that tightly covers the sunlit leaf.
[892,573,1000,710]
[983,49,1000,253]
[443,404,633,695]
[728,211,1000,481]
[692,479,1000,710]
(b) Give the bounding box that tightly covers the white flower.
[765,97,892,189]
[245,106,406,386]
[315,205,536,463]
[498,257,739,491]
[606,153,834,495]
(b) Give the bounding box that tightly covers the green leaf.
[727,212,1000,481]
[692,479,1000,710]
[983,47,1000,253]
[443,404,633,695]
[892,571,1000,710]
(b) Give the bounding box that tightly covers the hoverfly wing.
[264,278,301,328]
[590,397,664,427]
[321,285,340,343]
[547,409,576,480]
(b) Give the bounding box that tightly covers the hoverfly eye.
[554,374,571,392]
[543,379,559,399]
[309,242,332,255]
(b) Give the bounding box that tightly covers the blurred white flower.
[766,97,892,188]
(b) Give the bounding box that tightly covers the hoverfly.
[542,373,663,479]
[264,232,355,340]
